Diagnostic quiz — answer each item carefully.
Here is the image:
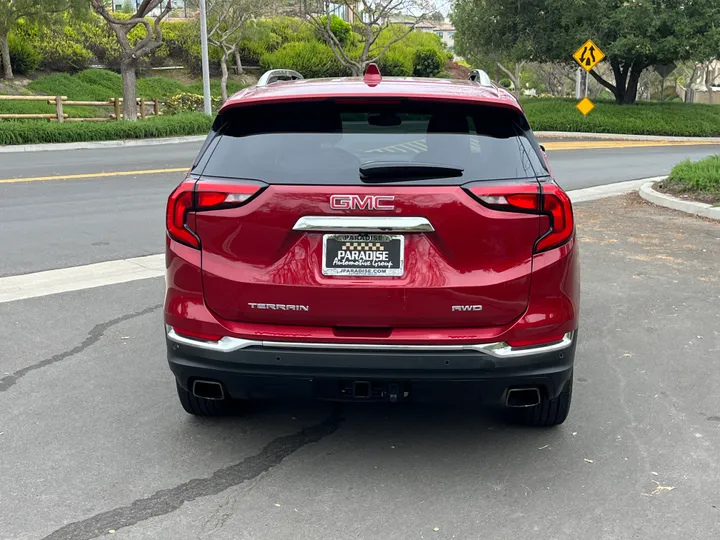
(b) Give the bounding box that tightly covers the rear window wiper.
[359,162,464,183]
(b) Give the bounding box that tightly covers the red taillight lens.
[535,186,574,253]
[467,182,574,253]
[166,179,263,249]
[166,180,199,249]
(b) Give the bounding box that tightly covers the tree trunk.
[706,66,714,105]
[622,65,643,104]
[120,57,138,121]
[220,51,229,103]
[234,48,243,75]
[0,31,13,80]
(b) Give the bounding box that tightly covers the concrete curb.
[536,131,720,143]
[568,177,666,204]
[639,180,720,220]
[0,135,207,154]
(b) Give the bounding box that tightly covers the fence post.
[55,96,64,123]
[139,98,146,119]
[153,98,160,116]
[113,98,121,120]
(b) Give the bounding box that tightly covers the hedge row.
[523,99,720,137]
[0,113,212,146]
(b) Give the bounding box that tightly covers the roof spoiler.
[468,69,493,87]
[257,69,304,87]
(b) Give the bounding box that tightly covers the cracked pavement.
[1,195,719,540]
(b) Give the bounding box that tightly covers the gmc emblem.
[330,194,395,211]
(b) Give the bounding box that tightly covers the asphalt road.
[1,141,719,277]
[2,195,719,540]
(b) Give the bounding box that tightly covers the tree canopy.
[452,0,720,104]
[0,0,87,78]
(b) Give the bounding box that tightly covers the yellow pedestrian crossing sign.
[573,40,605,72]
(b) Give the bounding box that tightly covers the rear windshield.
[195,100,547,185]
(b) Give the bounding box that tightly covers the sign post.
[572,39,605,115]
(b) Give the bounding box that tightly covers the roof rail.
[468,69,493,87]
[257,69,304,87]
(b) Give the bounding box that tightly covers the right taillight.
[535,185,574,253]
[166,178,264,249]
[467,182,574,253]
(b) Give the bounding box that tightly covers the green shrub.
[0,113,212,145]
[7,33,42,75]
[163,93,223,115]
[499,78,512,88]
[39,26,94,72]
[315,15,353,46]
[261,41,348,79]
[661,155,720,203]
[412,47,444,77]
[377,49,413,76]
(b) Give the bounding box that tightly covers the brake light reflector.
[166,179,264,249]
[467,183,574,253]
[506,333,566,348]
[172,328,223,342]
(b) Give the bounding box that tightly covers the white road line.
[0,254,164,304]
[0,178,663,304]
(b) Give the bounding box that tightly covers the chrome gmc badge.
[330,195,395,211]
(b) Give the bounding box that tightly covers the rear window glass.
[197,100,547,184]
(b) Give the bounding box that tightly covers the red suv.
[164,66,579,426]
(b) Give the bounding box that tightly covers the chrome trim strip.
[167,328,574,359]
[292,216,434,233]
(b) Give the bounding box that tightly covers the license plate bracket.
[322,233,404,277]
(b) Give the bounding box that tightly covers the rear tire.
[509,376,573,427]
[176,381,238,417]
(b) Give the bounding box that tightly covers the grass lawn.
[656,155,720,205]
[522,99,720,138]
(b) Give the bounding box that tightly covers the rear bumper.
[167,329,576,404]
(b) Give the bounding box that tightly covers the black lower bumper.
[167,337,576,404]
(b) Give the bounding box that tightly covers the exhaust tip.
[506,388,541,408]
[192,380,225,400]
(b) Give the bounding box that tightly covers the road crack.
[41,410,344,540]
[0,304,162,392]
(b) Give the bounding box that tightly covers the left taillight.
[166,179,263,249]
[467,182,574,254]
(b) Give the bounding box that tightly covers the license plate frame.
[322,233,404,277]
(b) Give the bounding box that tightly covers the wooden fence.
[0,95,161,122]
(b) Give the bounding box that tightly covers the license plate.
[322,234,404,277]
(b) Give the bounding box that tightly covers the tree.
[427,10,443,23]
[452,0,720,105]
[201,0,276,102]
[302,0,434,76]
[0,0,86,79]
[91,0,173,121]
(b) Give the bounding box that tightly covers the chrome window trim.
[292,216,434,233]
[167,327,574,359]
